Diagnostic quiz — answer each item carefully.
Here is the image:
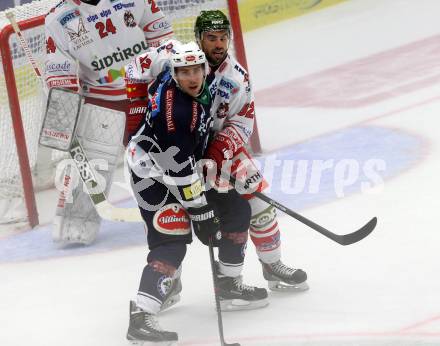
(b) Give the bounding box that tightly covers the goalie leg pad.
[53,103,125,245]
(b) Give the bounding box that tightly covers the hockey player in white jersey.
[195,10,309,292]
[44,0,173,245]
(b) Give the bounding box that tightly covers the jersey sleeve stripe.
[87,87,126,96]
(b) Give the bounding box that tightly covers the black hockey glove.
[188,204,221,246]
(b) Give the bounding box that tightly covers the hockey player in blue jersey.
[125,42,268,344]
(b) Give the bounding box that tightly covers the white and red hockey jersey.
[207,54,255,153]
[44,0,173,100]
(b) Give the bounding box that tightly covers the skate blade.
[128,340,177,346]
[268,280,310,292]
[220,298,269,312]
[160,294,181,312]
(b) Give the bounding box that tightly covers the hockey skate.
[216,274,269,311]
[160,277,182,312]
[260,260,309,292]
[126,301,178,345]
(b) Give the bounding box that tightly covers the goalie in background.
[195,10,309,292]
[44,0,173,245]
[125,42,268,344]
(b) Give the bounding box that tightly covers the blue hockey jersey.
[127,70,212,209]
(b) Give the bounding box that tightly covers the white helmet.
[170,41,208,80]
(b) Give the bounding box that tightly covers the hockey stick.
[6,12,143,223]
[208,237,240,346]
[5,11,47,94]
[229,175,377,246]
[69,137,143,222]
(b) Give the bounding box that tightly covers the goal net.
[0,0,250,228]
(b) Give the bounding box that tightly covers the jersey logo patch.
[58,9,80,26]
[124,10,136,27]
[66,17,88,40]
[182,180,203,201]
[157,276,173,297]
[143,17,172,33]
[216,102,229,119]
[165,89,176,132]
[153,204,191,235]
[190,101,198,132]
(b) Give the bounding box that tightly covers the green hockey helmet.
[194,10,231,40]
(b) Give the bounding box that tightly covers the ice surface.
[1,0,440,345]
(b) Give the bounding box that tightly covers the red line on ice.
[255,34,440,108]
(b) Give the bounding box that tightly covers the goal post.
[227,0,262,155]
[1,18,40,227]
[0,0,261,229]
[0,1,52,228]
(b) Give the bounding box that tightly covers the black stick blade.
[231,176,377,246]
[338,217,377,246]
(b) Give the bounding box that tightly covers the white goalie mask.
[170,41,209,82]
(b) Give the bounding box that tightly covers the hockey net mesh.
[0,0,235,225]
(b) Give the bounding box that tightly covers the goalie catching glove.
[188,204,221,245]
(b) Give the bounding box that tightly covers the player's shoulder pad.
[132,0,145,5]
[156,39,181,54]
[228,55,250,80]
[131,0,151,12]
[217,56,251,95]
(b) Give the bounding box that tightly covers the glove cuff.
[187,204,218,221]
